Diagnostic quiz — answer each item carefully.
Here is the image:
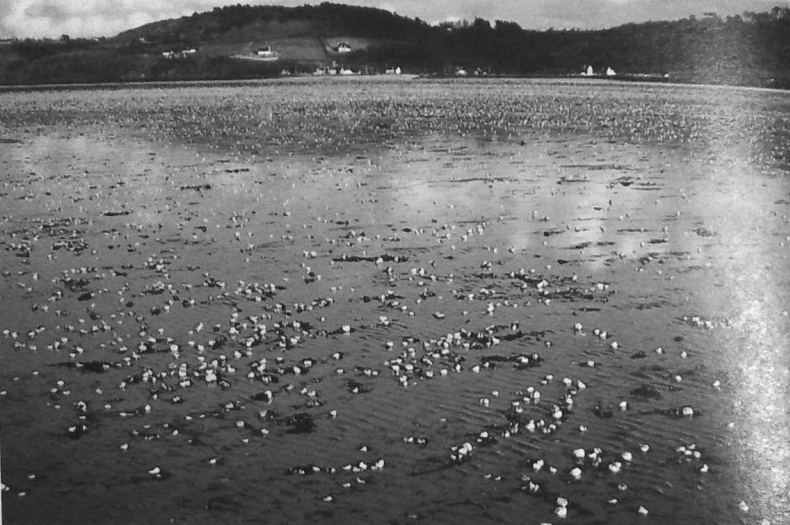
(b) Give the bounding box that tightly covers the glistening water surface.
[1,79,789,525]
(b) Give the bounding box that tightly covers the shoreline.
[0,73,787,94]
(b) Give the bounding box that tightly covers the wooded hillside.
[1,3,788,87]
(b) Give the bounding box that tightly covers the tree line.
[0,3,788,87]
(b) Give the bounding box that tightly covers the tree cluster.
[1,3,789,87]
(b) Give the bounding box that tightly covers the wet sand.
[1,79,790,524]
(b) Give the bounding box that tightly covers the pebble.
[3,90,769,525]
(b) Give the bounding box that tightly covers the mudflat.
[1,78,789,525]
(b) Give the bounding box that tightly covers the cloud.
[0,0,198,38]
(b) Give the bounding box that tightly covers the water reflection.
[696,93,790,523]
[733,294,790,522]
[719,216,790,523]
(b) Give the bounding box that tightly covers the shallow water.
[1,80,789,525]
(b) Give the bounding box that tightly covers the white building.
[255,46,278,61]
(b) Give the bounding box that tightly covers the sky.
[0,0,785,40]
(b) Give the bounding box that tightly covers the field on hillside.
[1,78,789,525]
[201,37,331,62]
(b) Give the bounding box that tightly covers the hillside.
[1,3,789,87]
[117,3,428,43]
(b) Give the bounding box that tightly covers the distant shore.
[2,72,788,94]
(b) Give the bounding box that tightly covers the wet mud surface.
[1,79,789,524]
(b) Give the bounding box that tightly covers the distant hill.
[1,3,790,87]
[117,3,428,43]
[113,3,428,63]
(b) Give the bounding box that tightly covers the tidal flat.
[1,78,789,525]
